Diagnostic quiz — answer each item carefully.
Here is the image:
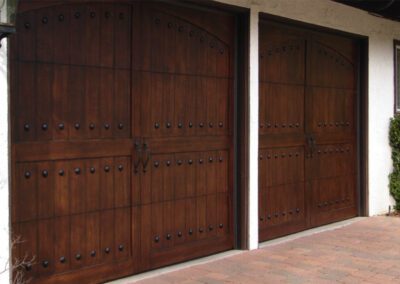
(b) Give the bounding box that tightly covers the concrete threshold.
[107,217,365,283]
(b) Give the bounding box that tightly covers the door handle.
[133,141,142,174]
[142,142,151,173]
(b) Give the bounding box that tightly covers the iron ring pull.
[134,141,142,174]
[142,142,151,173]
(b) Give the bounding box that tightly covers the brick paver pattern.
[135,217,400,283]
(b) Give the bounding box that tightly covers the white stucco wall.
[214,0,400,248]
[0,39,10,283]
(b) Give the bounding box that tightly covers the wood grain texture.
[259,20,359,241]
[11,1,236,283]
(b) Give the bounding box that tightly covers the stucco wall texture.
[0,0,399,280]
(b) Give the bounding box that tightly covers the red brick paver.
[135,217,400,283]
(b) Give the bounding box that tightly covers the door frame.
[259,12,369,218]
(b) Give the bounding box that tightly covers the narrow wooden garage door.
[258,20,358,241]
[11,2,235,283]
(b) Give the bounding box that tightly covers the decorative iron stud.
[166,234,172,240]
[118,244,124,252]
[105,248,110,254]
[154,235,160,242]
[90,12,96,18]
[24,123,30,131]
[178,231,182,237]
[209,157,213,163]
[104,123,110,130]
[74,123,80,130]
[104,166,110,172]
[199,228,204,233]
[25,171,31,179]
[209,225,213,231]
[74,12,80,19]
[154,123,160,129]
[154,18,160,24]
[90,167,95,174]
[189,122,193,128]
[58,14,64,22]
[260,216,264,221]
[118,123,124,130]
[154,161,159,168]
[105,12,111,18]
[118,165,123,171]
[42,260,49,268]
[189,229,193,235]
[75,254,81,260]
[166,160,171,167]
[219,223,224,229]
[90,250,96,257]
[296,208,300,213]
[42,123,48,131]
[24,22,30,29]
[166,122,172,128]
[219,122,223,128]
[74,168,81,175]
[59,256,66,263]
[42,170,48,178]
[188,159,193,165]
[89,123,95,130]
[209,122,213,128]
[42,17,48,24]
[178,122,183,128]
[199,122,204,128]
[177,160,182,166]
[58,169,65,176]
[58,123,64,130]
[199,159,204,164]
[219,157,223,162]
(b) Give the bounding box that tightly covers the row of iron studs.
[25,244,126,271]
[24,165,124,179]
[259,208,301,222]
[154,122,224,129]
[153,157,224,168]
[154,224,224,243]
[23,122,125,132]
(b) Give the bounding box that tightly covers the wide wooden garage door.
[11,1,235,283]
[258,20,358,241]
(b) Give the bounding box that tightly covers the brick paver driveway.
[129,217,400,283]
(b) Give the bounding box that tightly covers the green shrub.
[389,115,400,210]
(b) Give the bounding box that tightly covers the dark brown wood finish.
[259,20,359,241]
[10,1,237,283]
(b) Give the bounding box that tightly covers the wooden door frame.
[259,13,369,218]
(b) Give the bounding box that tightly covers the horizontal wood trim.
[29,259,137,284]
[14,139,133,162]
[145,136,231,153]
[149,236,233,269]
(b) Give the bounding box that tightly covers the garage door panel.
[260,83,305,135]
[259,20,358,241]
[12,1,235,282]
[309,87,355,134]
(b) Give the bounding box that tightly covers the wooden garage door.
[258,20,358,241]
[10,2,235,283]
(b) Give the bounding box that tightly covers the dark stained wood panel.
[259,20,359,241]
[11,1,236,283]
